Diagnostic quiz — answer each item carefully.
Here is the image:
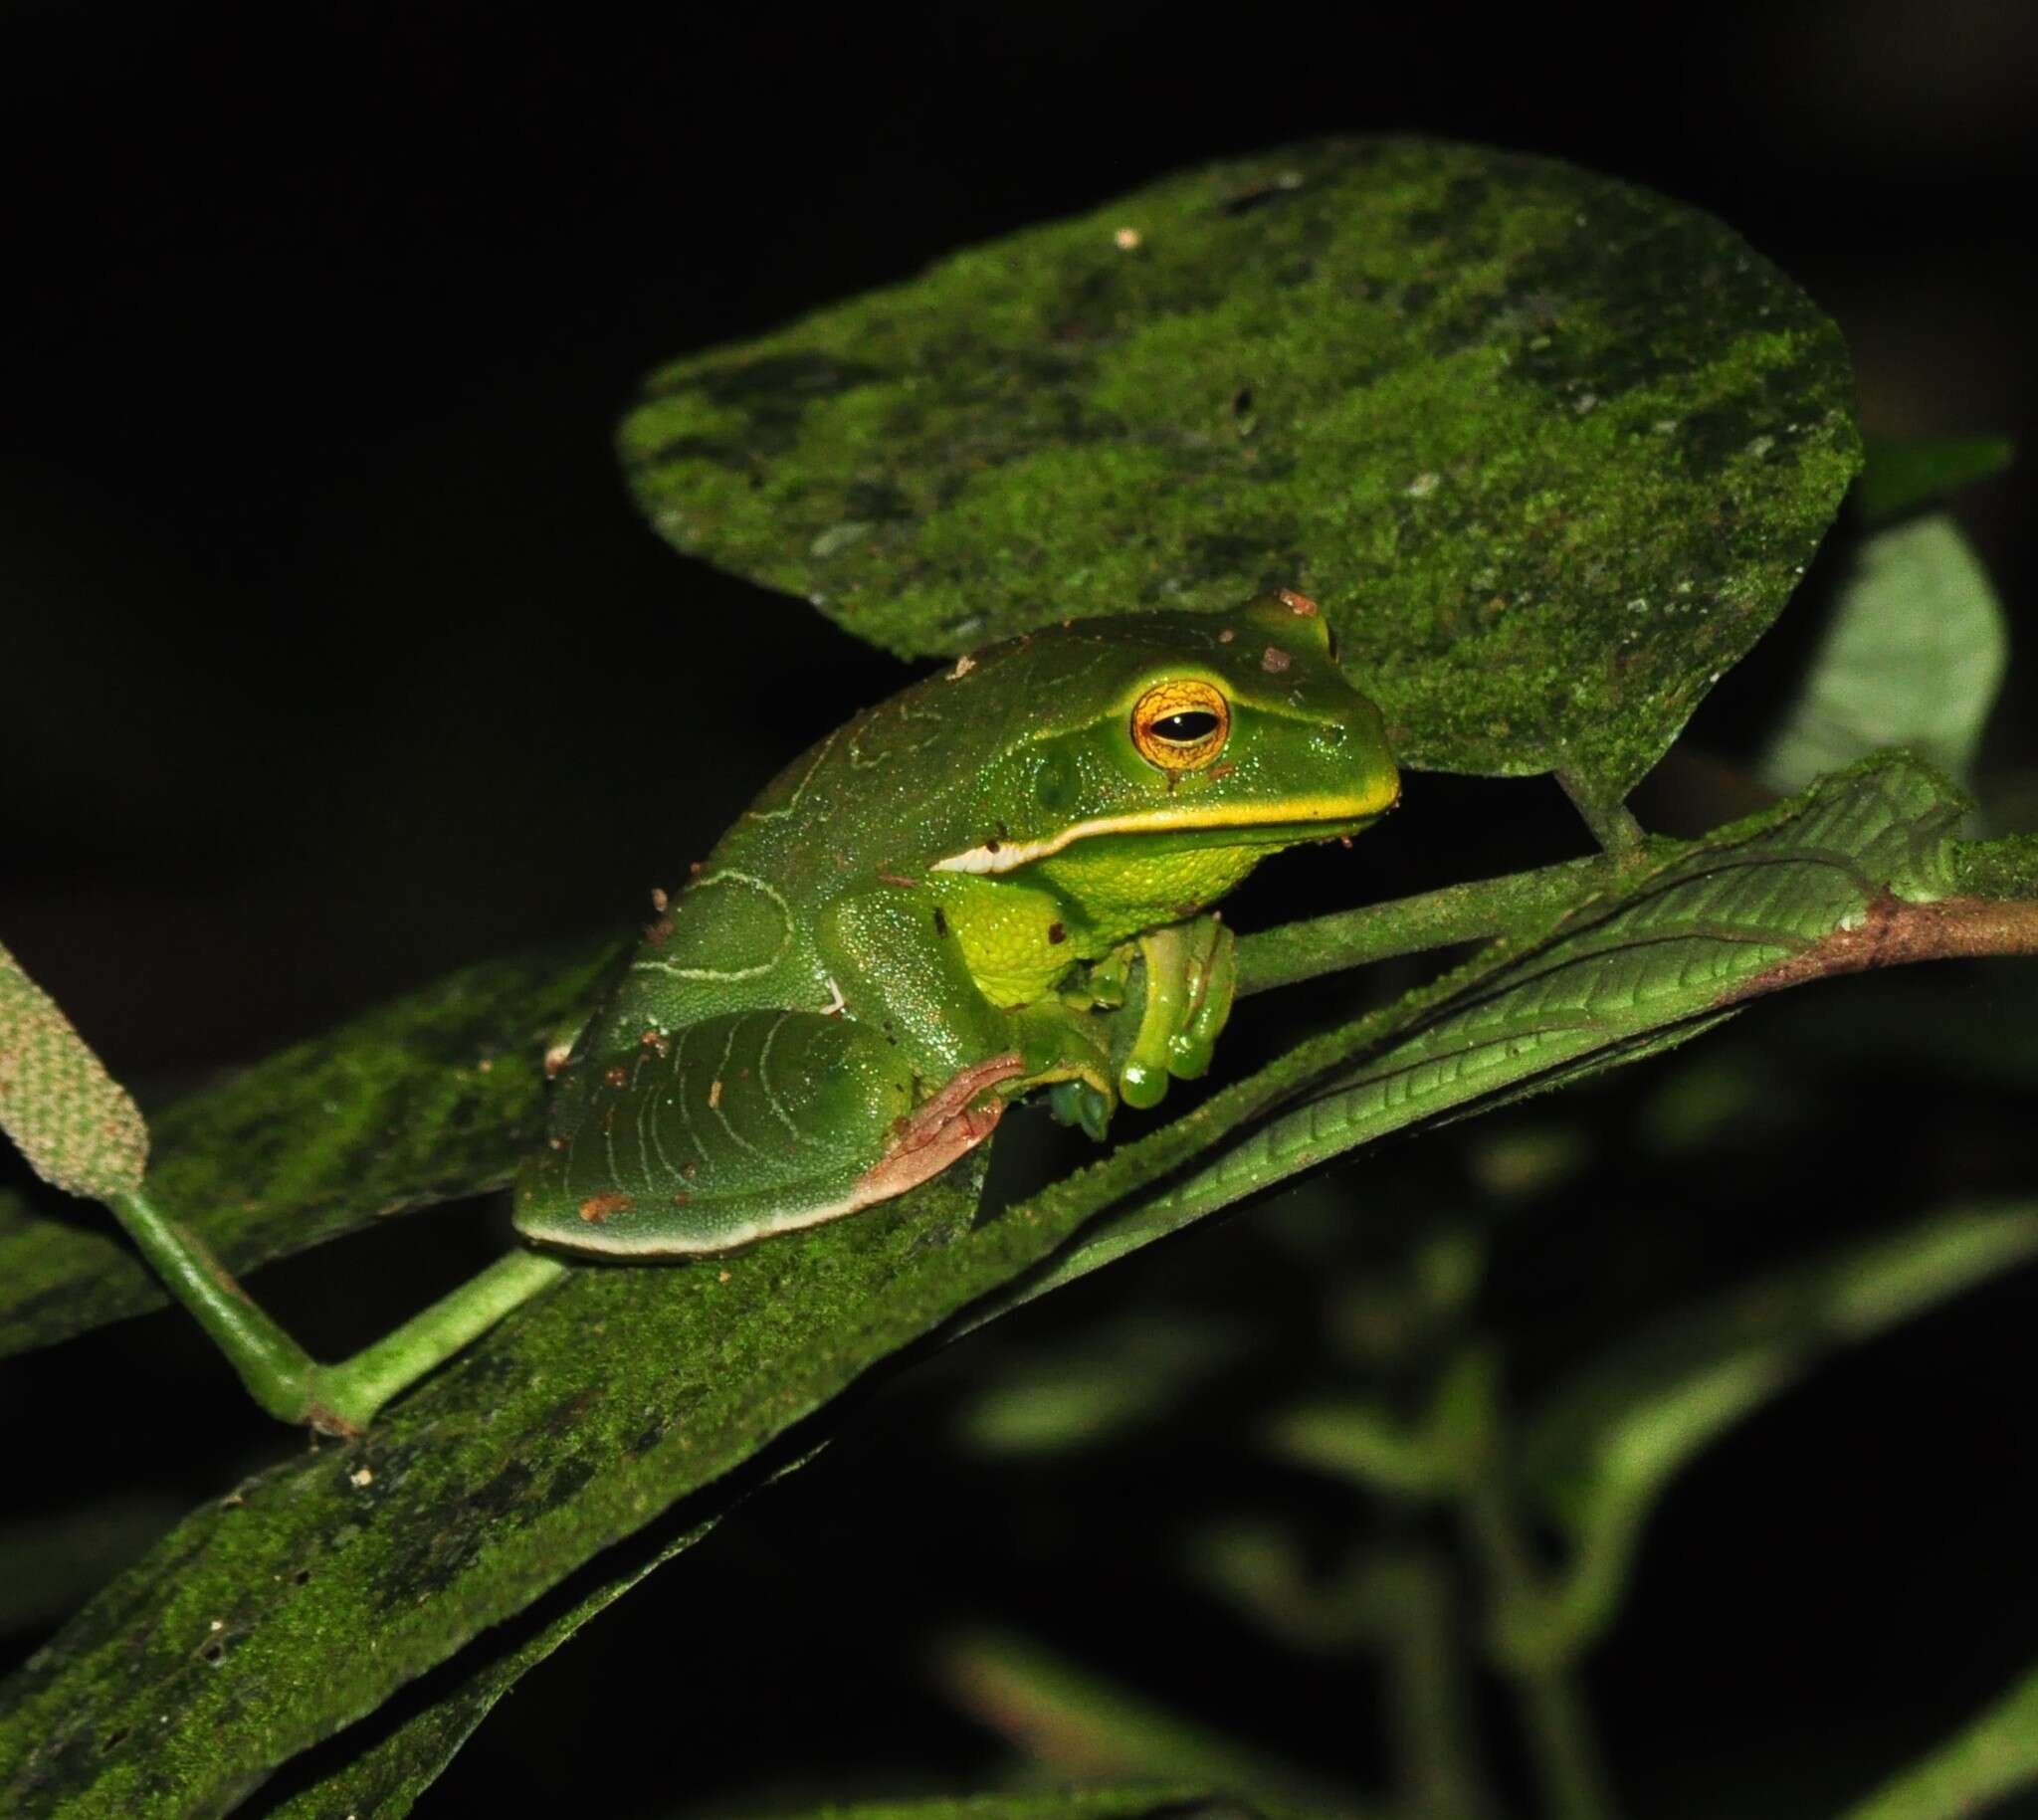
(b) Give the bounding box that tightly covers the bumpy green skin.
[514,598,1398,1255]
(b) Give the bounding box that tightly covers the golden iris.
[1130,680,1230,772]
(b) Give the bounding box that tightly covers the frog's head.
[931,593,1399,921]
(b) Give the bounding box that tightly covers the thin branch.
[1234,853,1621,998]
[1555,768,1647,860]
[1719,893,2038,1006]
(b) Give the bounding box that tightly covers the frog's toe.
[1049,1078,1116,1140]
[1117,1055,1170,1111]
[1162,1027,1218,1082]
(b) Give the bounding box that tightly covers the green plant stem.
[1235,829,2038,1009]
[1461,1477,1622,1820]
[1374,1545,1499,1820]
[1554,768,1647,859]
[1233,853,1620,997]
[314,1250,568,1428]
[105,1185,321,1424]
[104,1184,564,1432]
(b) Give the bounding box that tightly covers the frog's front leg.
[1117,915,1238,1108]
[815,890,1116,1107]
[1051,915,1238,1131]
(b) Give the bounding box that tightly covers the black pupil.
[1151,709,1220,743]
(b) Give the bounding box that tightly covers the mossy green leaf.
[264,1512,727,1820]
[263,1452,821,1820]
[623,137,1861,795]
[0,1161,986,1817]
[0,936,626,1361]
[0,756,1977,1816]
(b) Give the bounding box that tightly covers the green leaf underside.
[1760,514,2008,793]
[1856,433,2014,525]
[0,936,627,1361]
[0,753,1973,1817]
[622,136,1861,793]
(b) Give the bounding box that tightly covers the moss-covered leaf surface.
[623,137,1860,794]
[0,936,626,1361]
[0,1161,987,1818]
[0,756,1976,1816]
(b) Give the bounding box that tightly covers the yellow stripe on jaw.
[929,788,1398,877]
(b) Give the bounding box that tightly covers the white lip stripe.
[928,797,1387,876]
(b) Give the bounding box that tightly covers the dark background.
[3,5,2036,1815]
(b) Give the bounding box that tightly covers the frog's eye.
[1131,680,1231,772]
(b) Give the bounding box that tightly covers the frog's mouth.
[929,782,1400,878]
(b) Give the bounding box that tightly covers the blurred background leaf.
[1855,435,2014,526]
[933,1629,1355,1814]
[1839,1653,2038,1820]
[1759,513,2007,792]
[1512,1203,2038,1669]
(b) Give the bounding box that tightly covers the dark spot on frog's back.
[932,908,949,938]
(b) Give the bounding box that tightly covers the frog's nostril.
[1314,722,1349,750]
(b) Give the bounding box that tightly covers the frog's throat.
[928,787,1399,879]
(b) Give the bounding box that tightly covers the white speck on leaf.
[809,521,872,559]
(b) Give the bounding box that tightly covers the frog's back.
[580,615,1256,1042]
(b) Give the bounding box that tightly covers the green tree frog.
[514,591,1399,1256]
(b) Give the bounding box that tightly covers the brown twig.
[1720,893,2038,1006]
